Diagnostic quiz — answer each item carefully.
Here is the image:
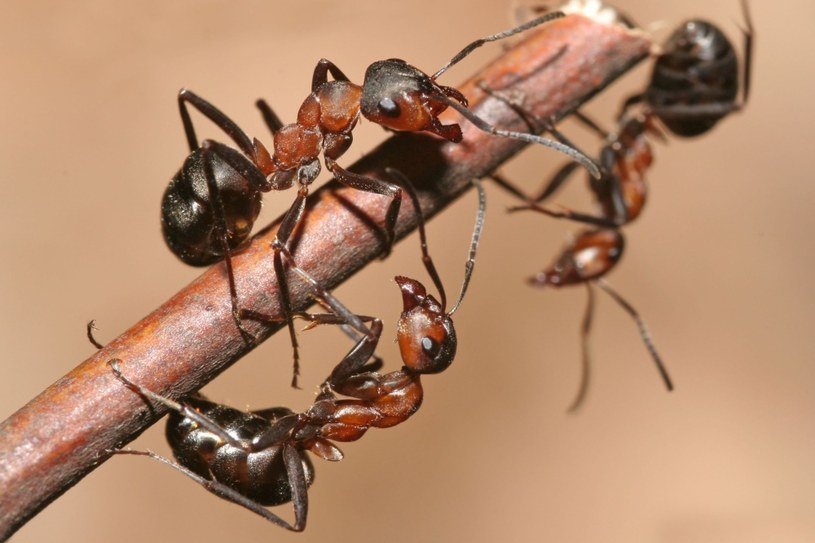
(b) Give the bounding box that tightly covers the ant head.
[395,276,456,375]
[530,229,624,287]
[360,59,462,142]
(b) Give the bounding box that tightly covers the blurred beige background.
[2,0,813,541]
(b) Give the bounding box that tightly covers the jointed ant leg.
[86,320,104,349]
[256,99,285,136]
[567,283,596,413]
[108,360,250,451]
[595,279,674,392]
[326,158,403,256]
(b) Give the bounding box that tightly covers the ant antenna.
[432,11,566,80]
[86,320,104,349]
[449,178,486,316]
[384,169,485,316]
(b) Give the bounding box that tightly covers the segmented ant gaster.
[619,0,754,136]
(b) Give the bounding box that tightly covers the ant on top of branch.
[159,10,600,388]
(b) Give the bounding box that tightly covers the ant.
[481,104,672,410]
[619,0,754,137]
[492,0,753,222]
[482,1,753,409]
[528,227,672,411]
[160,10,599,388]
[108,174,486,530]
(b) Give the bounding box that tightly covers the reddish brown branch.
[0,15,650,540]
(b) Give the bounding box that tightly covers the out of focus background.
[2,0,813,541]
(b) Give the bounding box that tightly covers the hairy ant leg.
[86,320,104,349]
[108,359,314,531]
[477,82,643,228]
[163,90,275,343]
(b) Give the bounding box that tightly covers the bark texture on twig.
[0,15,650,540]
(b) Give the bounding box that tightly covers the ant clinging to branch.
[160,10,599,386]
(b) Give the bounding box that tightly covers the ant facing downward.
[485,0,753,409]
[107,175,486,531]
[160,10,599,387]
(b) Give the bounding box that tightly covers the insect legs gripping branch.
[107,176,486,531]
[159,10,599,387]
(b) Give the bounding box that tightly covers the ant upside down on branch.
[161,10,602,389]
[487,0,753,410]
[0,12,655,540]
[105,174,485,530]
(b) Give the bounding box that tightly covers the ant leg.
[272,192,381,387]
[87,320,104,349]
[571,111,612,140]
[177,89,258,159]
[200,139,271,344]
[325,158,403,256]
[595,279,674,392]
[312,58,351,89]
[488,161,580,205]
[108,360,251,451]
[280,247,378,350]
[300,312,385,374]
[272,190,309,387]
[255,99,285,136]
[282,443,309,531]
[383,168,447,311]
[112,449,305,531]
[534,161,583,202]
[507,201,620,228]
[295,313,384,389]
[739,0,754,106]
[431,11,566,80]
[567,283,596,413]
[618,92,645,121]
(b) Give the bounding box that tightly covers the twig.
[0,15,650,540]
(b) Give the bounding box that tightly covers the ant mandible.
[161,10,599,387]
[108,174,486,530]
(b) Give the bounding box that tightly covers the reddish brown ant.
[530,228,672,411]
[108,175,486,530]
[481,1,752,409]
[484,112,673,409]
[160,10,599,387]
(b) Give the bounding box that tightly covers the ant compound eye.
[378,97,401,118]
[421,336,440,357]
